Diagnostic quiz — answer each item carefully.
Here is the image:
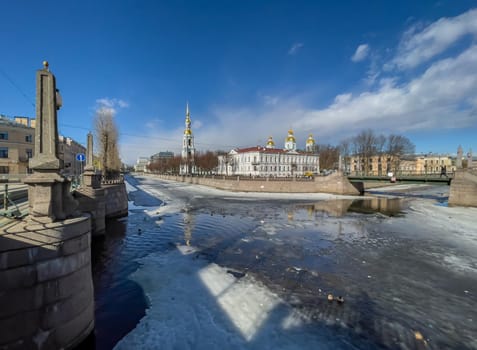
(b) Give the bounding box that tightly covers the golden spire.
[184,102,192,135]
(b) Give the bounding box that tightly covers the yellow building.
[349,153,455,176]
[0,115,86,180]
[415,154,455,175]
[0,115,35,179]
[58,135,86,178]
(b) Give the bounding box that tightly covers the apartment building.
[0,115,35,177]
[58,135,86,178]
[349,153,456,176]
[0,115,86,179]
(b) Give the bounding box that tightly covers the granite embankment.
[152,172,361,195]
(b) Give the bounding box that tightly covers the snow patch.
[115,245,337,349]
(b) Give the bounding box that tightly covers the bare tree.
[316,144,340,170]
[94,108,121,177]
[148,155,182,174]
[195,151,219,174]
[352,129,380,175]
[385,134,415,174]
[339,138,351,173]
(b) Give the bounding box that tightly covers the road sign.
[76,153,86,162]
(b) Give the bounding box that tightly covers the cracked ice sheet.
[125,181,138,193]
[372,196,477,280]
[114,245,340,350]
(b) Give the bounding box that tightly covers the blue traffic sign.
[76,153,86,162]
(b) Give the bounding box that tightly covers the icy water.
[85,176,476,350]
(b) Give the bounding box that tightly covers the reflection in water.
[349,198,405,216]
[183,211,194,246]
[287,209,294,222]
[301,200,354,217]
[295,197,405,219]
[89,218,148,350]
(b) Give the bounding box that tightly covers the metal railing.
[101,174,124,185]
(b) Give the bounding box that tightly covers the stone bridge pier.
[0,62,94,350]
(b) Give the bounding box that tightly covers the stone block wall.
[154,172,360,195]
[449,169,477,207]
[103,183,128,218]
[74,187,106,236]
[0,215,94,350]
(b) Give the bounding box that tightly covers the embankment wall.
[449,168,477,207]
[0,215,94,350]
[103,183,128,218]
[154,172,360,195]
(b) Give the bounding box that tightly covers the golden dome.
[286,129,296,142]
[185,129,192,135]
[266,136,275,146]
[306,134,315,145]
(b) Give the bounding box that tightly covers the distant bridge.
[347,173,453,184]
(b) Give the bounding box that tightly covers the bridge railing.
[347,170,454,178]
[101,174,124,185]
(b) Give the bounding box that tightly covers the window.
[26,149,33,158]
[0,147,8,158]
[0,132,8,140]
[25,134,33,142]
[0,166,8,174]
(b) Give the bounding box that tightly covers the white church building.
[217,130,320,177]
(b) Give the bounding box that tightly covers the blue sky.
[1,0,476,164]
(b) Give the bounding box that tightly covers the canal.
[84,175,476,350]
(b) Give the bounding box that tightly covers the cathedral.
[217,129,320,177]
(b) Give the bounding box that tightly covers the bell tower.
[180,102,196,175]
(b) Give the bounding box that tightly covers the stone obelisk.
[468,148,473,168]
[24,61,78,222]
[82,132,101,188]
[456,145,463,169]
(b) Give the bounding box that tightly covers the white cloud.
[351,44,370,62]
[392,8,477,69]
[120,10,477,165]
[288,42,304,55]
[296,44,477,133]
[117,100,129,108]
[264,95,279,106]
[193,119,203,129]
[95,97,129,115]
[187,46,477,157]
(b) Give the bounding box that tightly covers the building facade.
[151,151,174,162]
[134,157,150,172]
[0,115,35,177]
[58,135,86,178]
[0,114,86,179]
[217,130,320,177]
[348,153,456,176]
[180,103,196,175]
